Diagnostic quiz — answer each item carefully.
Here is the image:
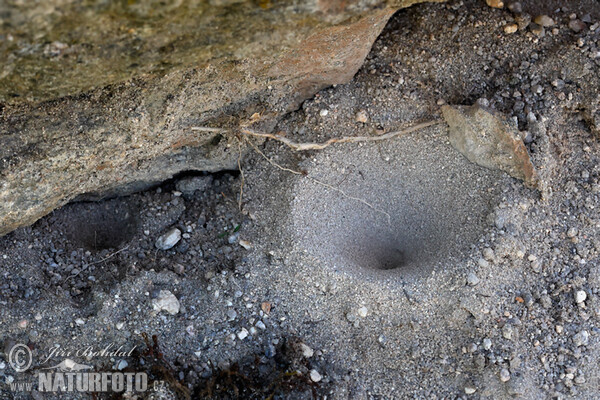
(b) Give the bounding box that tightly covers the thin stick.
[63,245,130,283]
[190,126,226,133]
[244,137,304,176]
[245,136,391,223]
[241,120,441,151]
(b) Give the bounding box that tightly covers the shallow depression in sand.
[291,126,505,280]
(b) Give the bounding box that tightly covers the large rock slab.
[0,0,444,236]
[442,104,538,187]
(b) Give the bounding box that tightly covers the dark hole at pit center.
[376,247,408,270]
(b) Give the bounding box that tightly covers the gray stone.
[152,290,180,315]
[573,330,589,347]
[155,228,182,250]
[467,272,480,286]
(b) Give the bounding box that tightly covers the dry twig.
[240,120,441,151]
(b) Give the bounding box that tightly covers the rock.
[237,328,249,340]
[255,320,266,330]
[310,369,323,382]
[300,343,314,358]
[441,104,538,187]
[0,0,447,236]
[575,290,587,304]
[485,0,504,8]
[226,309,237,321]
[464,386,477,394]
[502,324,515,340]
[116,360,128,371]
[507,2,522,13]
[567,227,579,238]
[483,338,492,350]
[356,110,369,123]
[515,14,531,30]
[483,248,495,261]
[504,24,518,34]
[500,368,511,382]
[467,272,480,286]
[155,228,182,250]
[569,20,586,33]
[152,290,180,315]
[533,15,555,27]
[357,306,369,318]
[573,330,589,347]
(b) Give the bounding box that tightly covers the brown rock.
[441,104,538,187]
[0,1,446,236]
[485,0,504,9]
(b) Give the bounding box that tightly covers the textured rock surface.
[441,104,538,187]
[0,0,444,236]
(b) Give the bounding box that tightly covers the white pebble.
[319,109,329,117]
[467,272,480,286]
[155,228,182,250]
[575,290,587,304]
[116,360,128,371]
[255,320,266,330]
[483,338,492,350]
[500,368,511,382]
[357,306,368,318]
[310,369,322,382]
[300,343,314,358]
[152,290,180,315]
[464,386,477,394]
[237,328,249,340]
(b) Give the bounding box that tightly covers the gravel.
[1,1,600,398]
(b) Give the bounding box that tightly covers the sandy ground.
[2,0,600,399]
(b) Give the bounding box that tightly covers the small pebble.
[227,309,237,320]
[486,0,504,8]
[310,369,322,382]
[152,290,180,315]
[237,328,249,340]
[357,306,368,318]
[534,15,555,27]
[504,24,518,34]
[573,330,589,347]
[483,338,492,350]
[300,343,314,358]
[355,110,369,123]
[255,320,266,330]
[319,109,329,117]
[483,248,494,261]
[500,368,511,382]
[467,272,480,286]
[575,290,587,304]
[567,227,578,238]
[507,2,522,13]
[155,228,182,250]
[569,20,586,33]
[75,318,85,326]
[465,386,477,394]
[116,360,128,371]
